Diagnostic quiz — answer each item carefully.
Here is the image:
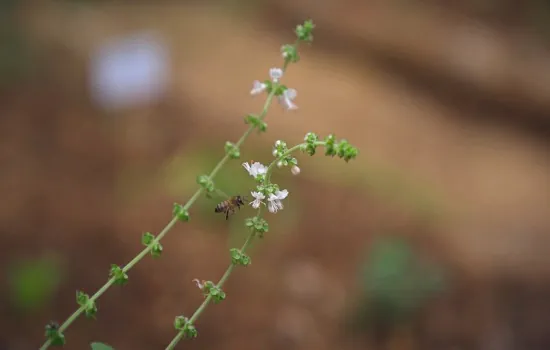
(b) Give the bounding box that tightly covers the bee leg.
[225,210,229,220]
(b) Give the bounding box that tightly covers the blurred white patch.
[89,32,170,111]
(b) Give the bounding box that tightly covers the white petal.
[251,191,265,200]
[252,162,267,175]
[242,162,252,175]
[269,68,283,82]
[286,101,298,110]
[250,80,266,95]
[251,199,262,209]
[268,201,277,213]
[284,88,297,100]
[291,166,301,175]
[275,189,289,200]
[278,95,298,110]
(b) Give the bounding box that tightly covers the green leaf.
[91,342,115,350]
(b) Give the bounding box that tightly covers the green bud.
[183,324,198,338]
[255,174,266,184]
[151,242,163,258]
[230,248,251,266]
[336,139,349,158]
[76,291,97,319]
[244,217,255,228]
[197,175,209,186]
[173,203,190,222]
[109,264,128,286]
[295,19,315,42]
[306,144,316,156]
[324,134,337,156]
[141,232,162,258]
[174,316,189,331]
[201,281,224,301]
[245,216,269,237]
[244,114,268,133]
[141,232,155,246]
[281,44,300,63]
[196,175,215,193]
[274,84,287,97]
[45,322,65,346]
[224,141,240,159]
[304,132,319,143]
[344,146,359,162]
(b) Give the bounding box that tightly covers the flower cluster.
[299,132,359,162]
[251,68,298,111]
[273,140,300,175]
[242,161,289,214]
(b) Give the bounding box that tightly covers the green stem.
[265,141,325,182]
[39,77,277,350]
[165,210,259,350]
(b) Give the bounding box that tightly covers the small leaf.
[91,342,115,350]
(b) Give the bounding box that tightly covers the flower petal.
[268,201,277,213]
[284,88,297,100]
[242,162,252,175]
[276,189,289,200]
[250,80,266,95]
[269,68,283,82]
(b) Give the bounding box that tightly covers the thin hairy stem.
[39,84,276,350]
[165,209,260,350]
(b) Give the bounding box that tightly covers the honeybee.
[215,195,248,220]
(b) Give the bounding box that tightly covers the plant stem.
[165,212,259,350]
[266,141,325,182]
[39,85,277,350]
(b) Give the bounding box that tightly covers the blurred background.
[1,0,550,349]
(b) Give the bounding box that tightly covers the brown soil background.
[1,1,550,349]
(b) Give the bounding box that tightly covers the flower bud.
[291,165,301,175]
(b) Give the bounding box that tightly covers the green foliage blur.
[8,256,62,313]
[351,236,448,331]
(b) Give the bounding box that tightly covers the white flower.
[275,140,282,147]
[267,189,289,213]
[291,165,301,175]
[250,80,267,95]
[250,191,265,209]
[278,88,298,110]
[251,68,284,96]
[277,161,284,168]
[269,68,283,82]
[272,148,278,157]
[242,161,268,178]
